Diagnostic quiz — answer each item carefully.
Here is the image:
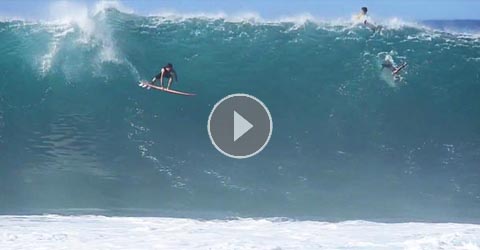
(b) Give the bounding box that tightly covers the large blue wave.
[0,8,479,221]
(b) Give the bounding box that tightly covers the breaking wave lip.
[2,2,477,36]
[16,3,141,79]
[148,10,425,29]
[9,3,469,83]
[144,13,480,38]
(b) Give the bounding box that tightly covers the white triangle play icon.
[234,111,253,142]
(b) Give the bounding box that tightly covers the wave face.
[0,9,479,221]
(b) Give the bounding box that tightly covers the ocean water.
[0,5,480,249]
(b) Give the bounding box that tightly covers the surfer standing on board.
[150,63,178,89]
[356,7,369,25]
[356,7,377,31]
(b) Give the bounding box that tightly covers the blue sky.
[1,0,479,20]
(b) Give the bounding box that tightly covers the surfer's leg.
[160,77,164,88]
[151,74,159,85]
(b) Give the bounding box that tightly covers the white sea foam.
[47,2,95,38]
[92,0,134,16]
[3,1,478,37]
[0,215,479,250]
[148,10,267,26]
[147,9,428,30]
[383,17,421,30]
[38,1,140,77]
[39,25,75,75]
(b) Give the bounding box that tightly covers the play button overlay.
[208,94,272,159]
[233,111,253,142]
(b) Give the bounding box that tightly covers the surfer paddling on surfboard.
[150,63,178,90]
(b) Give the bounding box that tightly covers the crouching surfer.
[150,63,178,90]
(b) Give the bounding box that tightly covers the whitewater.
[0,2,480,249]
[0,215,479,250]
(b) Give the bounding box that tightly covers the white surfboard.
[139,81,196,96]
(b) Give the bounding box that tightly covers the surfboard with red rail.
[393,63,408,75]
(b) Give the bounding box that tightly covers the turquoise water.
[0,9,479,221]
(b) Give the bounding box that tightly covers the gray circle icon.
[208,94,272,159]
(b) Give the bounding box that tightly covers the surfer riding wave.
[150,63,178,90]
